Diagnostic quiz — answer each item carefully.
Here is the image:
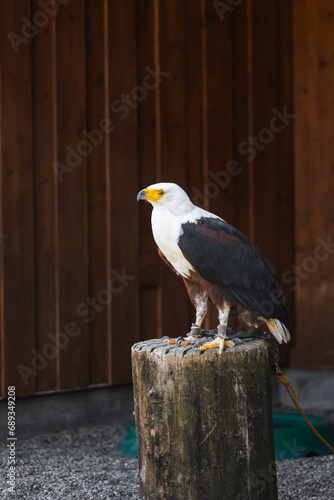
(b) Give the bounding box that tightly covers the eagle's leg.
[200,306,234,354]
[189,300,208,336]
[168,294,208,345]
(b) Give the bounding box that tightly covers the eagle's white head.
[137,182,194,215]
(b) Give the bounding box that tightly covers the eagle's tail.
[264,318,291,344]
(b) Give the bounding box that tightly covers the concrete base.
[0,385,134,441]
[1,367,333,442]
[272,367,334,411]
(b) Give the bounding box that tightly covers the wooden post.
[132,338,277,500]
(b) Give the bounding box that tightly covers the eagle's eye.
[158,190,164,195]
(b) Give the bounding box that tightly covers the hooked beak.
[137,189,147,201]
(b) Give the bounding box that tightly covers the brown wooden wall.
[0,0,332,398]
[291,0,334,369]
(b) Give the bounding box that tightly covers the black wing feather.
[178,217,290,329]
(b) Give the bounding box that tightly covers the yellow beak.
[137,188,164,203]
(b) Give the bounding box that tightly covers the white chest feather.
[151,207,194,278]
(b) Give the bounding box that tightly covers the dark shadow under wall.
[0,385,134,441]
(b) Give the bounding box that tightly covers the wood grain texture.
[205,0,234,223]
[204,0,234,331]
[275,0,294,365]
[0,0,36,397]
[108,0,140,384]
[250,0,279,259]
[132,338,277,500]
[0,0,308,397]
[136,0,162,340]
[291,0,334,368]
[86,0,111,385]
[56,0,89,390]
[32,0,58,393]
[241,0,293,362]
[158,0,191,339]
[232,0,251,238]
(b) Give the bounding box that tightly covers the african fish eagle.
[137,182,291,353]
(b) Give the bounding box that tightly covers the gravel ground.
[0,425,139,500]
[0,423,333,499]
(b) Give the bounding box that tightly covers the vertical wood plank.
[250,0,279,260]
[230,0,253,332]
[204,0,234,329]
[86,0,111,385]
[158,0,191,337]
[31,0,58,392]
[291,0,334,368]
[241,1,294,358]
[184,0,207,326]
[232,0,251,237]
[249,1,294,362]
[109,0,140,384]
[56,0,90,389]
[292,0,319,361]
[205,0,234,223]
[136,0,161,341]
[0,1,36,396]
[275,0,293,364]
[185,0,205,199]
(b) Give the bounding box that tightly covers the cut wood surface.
[132,338,277,500]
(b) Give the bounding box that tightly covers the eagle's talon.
[200,339,219,352]
[200,336,234,354]
[162,336,171,341]
[218,337,225,355]
[168,335,205,346]
[194,338,212,348]
[183,335,203,345]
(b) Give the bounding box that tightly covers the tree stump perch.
[132,338,277,500]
